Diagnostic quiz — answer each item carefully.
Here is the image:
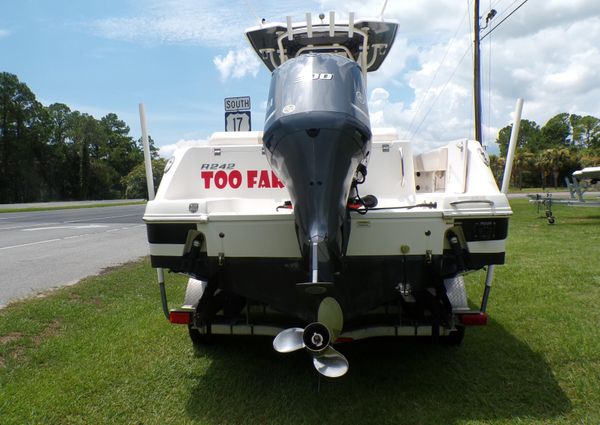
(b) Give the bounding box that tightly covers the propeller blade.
[312,346,349,378]
[273,327,305,353]
[317,297,343,338]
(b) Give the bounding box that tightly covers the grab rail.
[449,199,494,206]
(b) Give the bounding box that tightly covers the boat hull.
[144,133,511,326]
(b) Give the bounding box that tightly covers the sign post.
[224,96,251,132]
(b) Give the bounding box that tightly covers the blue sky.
[1,0,274,145]
[2,0,600,156]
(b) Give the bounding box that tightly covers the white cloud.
[314,1,482,151]
[366,35,478,152]
[88,0,600,152]
[315,0,600,153]
[483,14,600,124]
[159,138,208,158]
[487,0,600,41]
[90,0,252,47]
[89,0,312,82]
[213,48,261,81]
[367,37,418,88]
[89,0,319,47]
[318,0,467,37]
[91,16,234,47]
[369,85,476,154]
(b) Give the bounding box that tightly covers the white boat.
[143,13,512,378]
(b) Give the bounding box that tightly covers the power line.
[408,45,472,141]
[403,5,470,139]
[467,0,473,58]
[486,0,493,147]
[491,0,520,21]
[490,0,507,10]
[478,0,521,144]
[481,0,530,40]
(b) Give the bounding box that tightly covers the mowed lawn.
[0,199,599,424]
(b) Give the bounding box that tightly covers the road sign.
[224,96,251,112]
[225,111,251,132]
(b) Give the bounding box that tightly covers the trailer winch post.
[481,98,523,313]
[139,103,169,320]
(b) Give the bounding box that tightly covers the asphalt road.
[0,205,149,307]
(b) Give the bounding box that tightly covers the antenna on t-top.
[379,0,389,20]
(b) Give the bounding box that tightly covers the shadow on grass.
[567,214,600,224]
[185,320,570,424]
[532,215,600,227]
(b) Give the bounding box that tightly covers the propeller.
[273,297,348,378]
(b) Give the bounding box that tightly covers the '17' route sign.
[224,96,251,132]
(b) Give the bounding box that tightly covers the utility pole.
[473,0,483,145]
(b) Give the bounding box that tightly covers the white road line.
[0,223,60,231]
[0,223,146,250]
[65,213,141,223]
[0,238,61,251]
[21,225,109,232]
[119,224,145,230]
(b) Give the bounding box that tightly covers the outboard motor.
[263,53,371,286]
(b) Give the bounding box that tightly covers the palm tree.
[540,148,571,188]
[488,154,505,187]
[508,151,535,189]
[579,152,600,168]
[535,151,551,189]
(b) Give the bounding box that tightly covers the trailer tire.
[442,326,465,346]
[188,324,212,346]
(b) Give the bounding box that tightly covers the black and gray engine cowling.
[263,53,372,282]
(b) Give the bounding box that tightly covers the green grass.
[0,201,146,213]
[1,199,599,424]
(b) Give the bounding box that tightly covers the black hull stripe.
[147,223,196,244]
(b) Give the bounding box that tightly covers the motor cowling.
[263,53,371,283]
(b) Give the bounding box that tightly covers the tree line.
[0,72,163,204]
[3,72,600,203]
[490,113,600,189]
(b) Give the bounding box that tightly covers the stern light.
[459,312,488,326]
[169,311,192,324]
